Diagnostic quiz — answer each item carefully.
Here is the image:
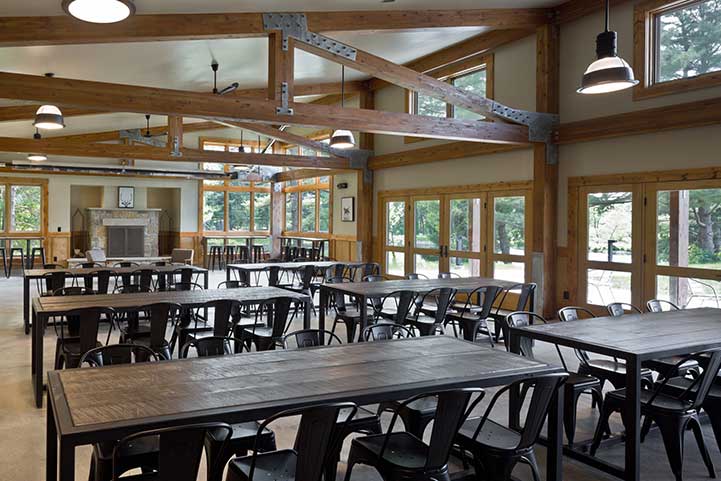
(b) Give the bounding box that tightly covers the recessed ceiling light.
[62,0,135,24]
[27,154,48,162]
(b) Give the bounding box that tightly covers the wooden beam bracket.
[263,13,358,59]
[490,101,559,164]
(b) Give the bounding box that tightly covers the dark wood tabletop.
[33,286,309,316]
[323,276,519,297]
[24,264,207,279]
[511,307,721,361]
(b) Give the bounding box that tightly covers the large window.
[634,0,721,98]
[409,55,493,121]
[282,144,332,236]
[199,139,271,234]
[0,179,46,251]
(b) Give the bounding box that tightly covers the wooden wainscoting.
[47,232,71,265]
[330,236,360,262]
[178,232,201,265]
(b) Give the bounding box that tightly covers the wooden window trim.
[633,0,721,100]
[404,54,494,144]
[198,138,271,235]
[0,178,48,237]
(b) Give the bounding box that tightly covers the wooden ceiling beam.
[0,104,105,122]
[272,168,349,182]
[0,136,352,169]
[0,72,528,144]
[368,141,528,170]
[0,10,551,47]
[368,28,532,91]
[555,0,632,25]
[47,121,224,143]
[295,40,500,120]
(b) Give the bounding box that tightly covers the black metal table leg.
[625,356,641,481]
[33,309,44,408]
[46,390,57,481]
[547,382,565,481]
[23,274,30,334]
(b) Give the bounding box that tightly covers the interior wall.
[69,185,102,231]
[147,187,182,231]
[332,172,358,238]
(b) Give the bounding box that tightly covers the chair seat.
[342,406,380,432]
[661,376,721,400]
[606,388,694,413]
[336,307,374,320]
[385,397,438,416]
[245,327,274,338]
[59,339,102,356]
[207,421,270,443]
[94,436,160,461]
[566,372,602,389]
[227,449,297,481]
[644,357,699,375]
[456,417,522,452]
[445,311,487,322]
[451,302,482,313]
[587,358,652,376]
[351,432,429,469]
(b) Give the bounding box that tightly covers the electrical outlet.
[563,290,569,300]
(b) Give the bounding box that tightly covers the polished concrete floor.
[0,270,719,481]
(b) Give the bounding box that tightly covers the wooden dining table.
[31,286,311,408]
[319,276,522,342]
[226,260,365,283]
[22,264,209,335]
[510,307,721,481]
[45,336,565,481]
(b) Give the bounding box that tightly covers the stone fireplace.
[87,208,161,257]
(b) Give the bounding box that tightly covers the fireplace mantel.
[86,208,160,257]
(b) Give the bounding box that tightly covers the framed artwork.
[341,197,355,222]
[118,186,135,208]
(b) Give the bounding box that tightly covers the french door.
[380,190,530,282]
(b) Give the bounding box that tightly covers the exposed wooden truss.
[0,72,528,144]
[368,142,528,170]
[0,136,352,169]
[272,168,349,182]
[555,0,632,25]
[47,121,224,143]
[0,9,552,47]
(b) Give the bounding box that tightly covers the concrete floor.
[0,270,719,481]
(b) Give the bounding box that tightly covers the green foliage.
[494,197,525,254]
[203,191,224,231]
[658,0,721,82]
[11,186,41,232]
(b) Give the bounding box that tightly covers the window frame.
[198,138,272,235]
[404,54,494,144]
[633,0,721,100]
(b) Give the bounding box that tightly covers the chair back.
[326,276,352,312]
[132,268,158,291]
[80,344,159,366]
[407,273,429,280]
[218,280,244,289]
[362,274,387,282]
[112,423,232,481]
[415,287,457,325]
[460,285,504,319]
[557,306,596,366]
[374,290,417,324]
[438,272,461,279]
[472,373,567,452]
[61,306,115,359]
[646,299,680,312]
[360,262,381,280]
[116,284,152,294]
[84,269,113,294]
[170,248,194,265]
[202,299,239,337]
[42,271,67,295]
[172,267,196,287]
[362,323,415,341]
[501,311,548,358]
[298,264,315,289]
[54,286,92,296]
[143,302,181,354]
[265,265,281,287]
[324,263,346,280]
[238,245,250,262]
[282,329,342,349]
[255,297,295,340]
[606,302,642,317]
[182,336,236,357]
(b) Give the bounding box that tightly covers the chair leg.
[564,387,583,448]
[590,400,616,456]
[688,416,716,479]
[475,452,516,481]
[523,451,542,481]
[641,415,654,443]
[655,414,689,481]
[703,401,721,454]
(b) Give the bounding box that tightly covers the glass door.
[410,195,444,278]
[645,181,721,308]
[488,191,530,283]
[381,197,408,278]
[579,185,642,308]
[444,194,486,277]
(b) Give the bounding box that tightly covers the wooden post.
[167,115,183,153]
[268,32,294,101]
[532,24,559,317]
[357,89,374,262]
[270,142,285,257]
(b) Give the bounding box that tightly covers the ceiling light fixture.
[330,65,356,149]
[62,0,135,24]
[577,0,638,94]
[33,104,65,130]
[27,154,48,162]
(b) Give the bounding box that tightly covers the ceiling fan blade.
[218,82,239,95]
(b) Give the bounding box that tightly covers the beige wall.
[147,187,182,232]
[332,172,358,238]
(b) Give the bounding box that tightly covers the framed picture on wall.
[118,186,135,208]
[341,197,355,222]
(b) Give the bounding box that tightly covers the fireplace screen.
[107,226,145,257]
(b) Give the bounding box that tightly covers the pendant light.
[330,65,355,149]
[27,154,48,162]
[33,105,65,130]
[62,0,135,24]
[577,0,638,94]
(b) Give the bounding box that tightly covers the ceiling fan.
[211,61,239,95]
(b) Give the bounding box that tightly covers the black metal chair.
[169,267,201,290]
[371,290,418,326]
[281,328,342,349]
[557,306,654,393]
[243,297,296,351]
[218,280,246,289]
[406,287,457,336]
[82,344,161,481]
[82,269,114,295]
[446,285,504,344]
[455,373,568,481]
[207,245,224,270]
[350,262,380,282]
[110,423,232,481]
[281,329,381,480]
[438,272,462,279]
[590,350,721,481]
[0,245,7,278]
[227,402,358,481]
[29,245,46,269]
[131,268,159,292]
[125,302,181,360]
[181,336,237,357]
[490,283,537,341]
[406,272,429,280]
[500,311,604,448]
[174,299,239,357]
[328,276,373,343]
[647,299,680,312]
[346,388,485,481]
[606,301,642,316]
[362,323,415,341]
[54,306,115,370]
[283,264,316,318]
[39,271,68,297]
[7,246,25,277]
